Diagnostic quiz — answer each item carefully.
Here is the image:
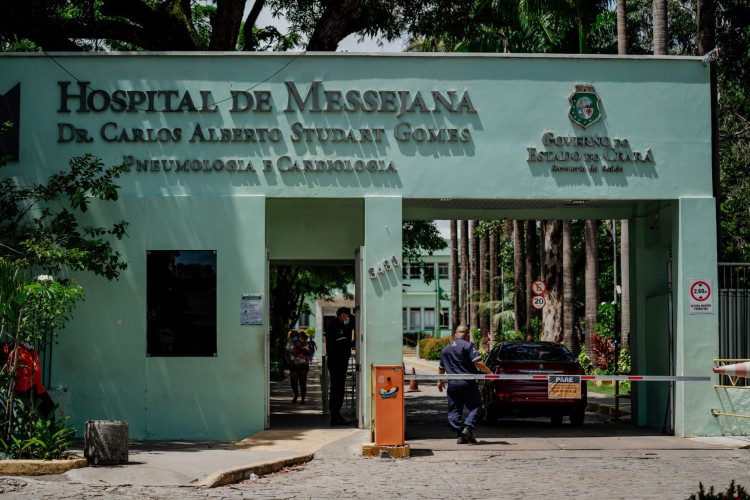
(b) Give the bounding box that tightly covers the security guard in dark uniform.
[437,325,492,443]
[325,307,355,425]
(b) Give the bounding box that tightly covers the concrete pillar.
[673,197,721,436]
[361,196,403,422]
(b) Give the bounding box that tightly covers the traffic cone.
[713,361,750,377]
[407,367,420,392]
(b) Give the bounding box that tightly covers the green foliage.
[0,154,129,280]
[577,349,593,374]
[0,398,75,460]
[595,302,616,338]
[270,359,285,381]
[402,221,448,285]
[418,337,450,360]
[617,348,631,392]
[471,327,482,346]
[687,481,750,500]
[305,327,316,340]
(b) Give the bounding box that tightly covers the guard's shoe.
[457,435,468,444]
[460,426,477,444]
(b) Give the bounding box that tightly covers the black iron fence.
[718,263,750,387]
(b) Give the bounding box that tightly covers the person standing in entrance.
[437,325,492,444]
[325,307,355,425]
[284,331,311,404]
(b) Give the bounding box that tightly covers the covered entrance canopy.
[0,51,722,439]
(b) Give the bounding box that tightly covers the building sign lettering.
[527,132,653,174]
[55,80,477,174]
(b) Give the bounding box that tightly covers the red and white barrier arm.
[404,374,710,382]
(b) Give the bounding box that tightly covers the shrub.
[594,302,616,339]
[419,337,451,360]
[591,333,616,373]
[577,350,593,374]
[0,398,75,460]
[270,359,285,381]
[687,481,749,499]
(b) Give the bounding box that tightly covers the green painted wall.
[0,52,726,438]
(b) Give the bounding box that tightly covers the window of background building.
[409,309,421,330]
[147,250,217,357]
[298,311,311,328]
[438,262,449,280]
[423,263,435,282]
[403,264,410,279]
[424,308,435,329]
[441,308,450,328]
[409,264,421,280]
[403,308,408,330]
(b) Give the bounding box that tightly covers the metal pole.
[435,269,440,338]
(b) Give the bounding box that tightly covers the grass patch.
[586,381,630,397]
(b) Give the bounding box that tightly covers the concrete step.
[402,345,417,356]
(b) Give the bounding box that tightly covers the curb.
[587,401,631,419]
[0,455,88,476]
[200,453,315,488]
[403,358,440,373]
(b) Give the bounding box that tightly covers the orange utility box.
[373,365,405,446]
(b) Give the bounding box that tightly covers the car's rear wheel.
[569,409,585,426]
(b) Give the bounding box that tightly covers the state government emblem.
[568,84,601,128]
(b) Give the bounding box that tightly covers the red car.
[482,341,587,426]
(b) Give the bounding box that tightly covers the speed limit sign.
[531,295,546,310]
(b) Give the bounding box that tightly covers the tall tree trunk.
[525,220,537,340]
[698,0,721,262]
[460,221,469,326]
[697,0,715,55]
[653,0,668,55]
[480,232,490,336]
[489,227,499,343]
[513,221,526,335]
[620,220,631,350]
[563,221,577,354]
[470,221,479,330]
[306,0,367,51]
[584,220,599,367]
[617,0,627,55]
[450,220,459,337]
[542,221,563,343]
[490,228,503,347]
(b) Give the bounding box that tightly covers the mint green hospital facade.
[0,52,736,440]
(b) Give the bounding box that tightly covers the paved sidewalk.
[60,361,359,488]
[3,356,747,494]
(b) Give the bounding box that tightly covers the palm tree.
[543,220,563,343]
[470,220,479,330]
[480,231,490,335]
[614,1,626,359]
[525,220,538,340]
[620,220,631,350]
[585,220,599,366]
[513,220,526,335]
[489,226,499,342]
[617,0,627,54]
[563,221,578,354]
[461,220,469,326]
[653,0,668,55]
[450,220,459,336]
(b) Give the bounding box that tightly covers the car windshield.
[497,344,575,362]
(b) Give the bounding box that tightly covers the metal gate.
[718,263,750,387]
